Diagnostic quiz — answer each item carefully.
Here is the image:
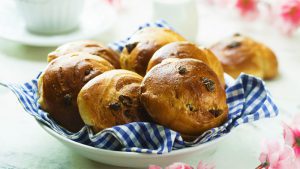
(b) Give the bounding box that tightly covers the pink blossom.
[148,163,193,169]
[281,0,300,25]
[165,162,193,169]
[197,161,215,169]
[283,123,300,157]
[149,161,214,169]
[235,0,259,19]
[282,113,300,168]
[149,165,162,169]
[279,0,300,35]
[256,139,297,169]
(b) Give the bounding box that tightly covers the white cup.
[15,0,84,35]
[153,0,199,41]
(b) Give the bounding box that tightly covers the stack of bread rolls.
[38,27,278,140]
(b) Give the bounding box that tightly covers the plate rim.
[36,120,229,157]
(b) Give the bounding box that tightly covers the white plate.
[0,0,117,47]
[37,120,228,168]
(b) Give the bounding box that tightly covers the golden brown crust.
[210,34,278,79]
[201,47,226,87]
[259,45,278,80]
[38,52,114,132]
[147,41,225,87]
[48,40,120,68]
[140,58,228,138]
[78,69,150,133]
[120,27,186,76]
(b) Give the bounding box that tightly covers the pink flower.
[283,123,300,157]
[149,165,162,169]
[197,161,215,169]
[149,161,214,169]
[165,163,193,169]
[279,0,300,35]
[256,139,297,169]
[282,113,300,168]
[148,163,193,169]
[281,0,300,25]
[235,0,259,19]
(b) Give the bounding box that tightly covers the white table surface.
[0,1,300,169]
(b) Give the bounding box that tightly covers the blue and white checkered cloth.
[0,20,279,154]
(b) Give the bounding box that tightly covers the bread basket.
[0,20,279,168]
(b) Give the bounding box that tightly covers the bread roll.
[38,52,114,132]
[147,41,225,87]
[140,58,228,139]
[48,40,120,68]
[120,27,186,76]
[210,34,278,79]
[78,69,149,133]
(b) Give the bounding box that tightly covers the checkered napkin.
[0,20,279,154]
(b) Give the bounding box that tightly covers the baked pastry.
[120,27,186,76]
[38,52,114,132]
[210,33,278,79]
[78,69,150,133]
[147,41,225,87]
[48,40,120,68]
[140,58,228,139]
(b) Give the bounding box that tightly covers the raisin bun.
[48,40,120,68]
[38,52,114,132]
[210,34,278,79]
[140,58,228,139]
[147,41,225,87]
[77,69,150,133]
[120,27,186,76]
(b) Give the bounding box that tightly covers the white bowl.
[37,120,228,168]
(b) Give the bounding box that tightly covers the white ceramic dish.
[0,0,117,46]
[37,120,229,168]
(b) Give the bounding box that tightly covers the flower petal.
[277,145,297,169]
[197,161,215,169]
[282,122,295,146]
[166,162,193,169]
[259,153,268,164]
[149,165,163,169]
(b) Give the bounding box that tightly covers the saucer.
[0,0,117,47]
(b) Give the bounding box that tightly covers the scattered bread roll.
[210,33,278,79]
[140,58,228,139]
[120,27,186,76]
[38,52,114,132]
[78,69,150,133]
[147,41,225,87]
[48,40,120,68]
